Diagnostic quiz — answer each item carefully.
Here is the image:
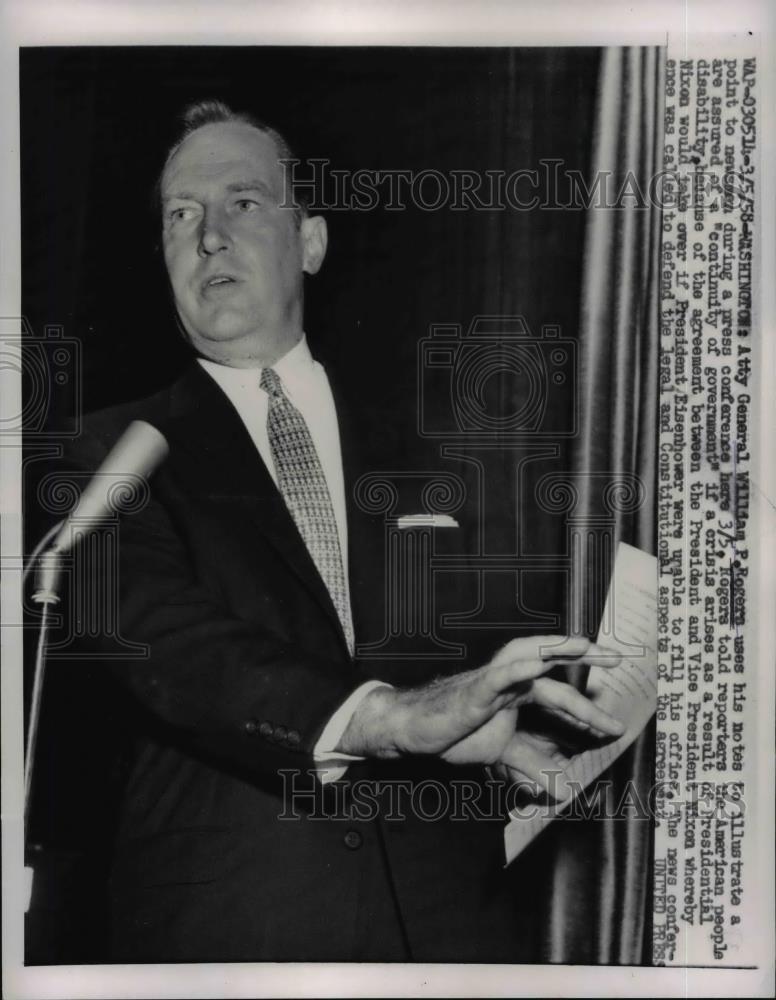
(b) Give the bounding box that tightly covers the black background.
[21,46,601,963]
[21,46,598,417]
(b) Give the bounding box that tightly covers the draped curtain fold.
[543,45,665,965]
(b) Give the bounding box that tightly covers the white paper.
[504,541,658,864]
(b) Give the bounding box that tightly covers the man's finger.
[531,677,625,737]
[485,646,622,699]
[489,635,589,668]
[542,642,623,670]
[514,635,616,661]
[489,635,622,669]
[499,737,572,800]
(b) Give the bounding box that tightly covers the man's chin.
[182,316,259,347]
[180,319,299,367]
[204,315,255,340]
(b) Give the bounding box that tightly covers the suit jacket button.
[273,725,288,743]
[343,830,363,850]
[244,719,259,735]
[286,730,301,747]
[258,721,274,739]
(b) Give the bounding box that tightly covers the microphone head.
[52,420,169,553]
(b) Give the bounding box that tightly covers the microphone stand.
[22,527,67,912]
[20,419,169,913]
[24,544,65,834]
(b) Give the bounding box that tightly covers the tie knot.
[260,367,284,398]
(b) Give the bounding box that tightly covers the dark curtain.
[574,46,663,555]
[542,46,665,964]
[21,47,659,964]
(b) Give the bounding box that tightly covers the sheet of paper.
[504,541,658,865]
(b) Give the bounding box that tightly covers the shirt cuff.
[312,680,393,784]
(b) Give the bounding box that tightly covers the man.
[69,99,624,962]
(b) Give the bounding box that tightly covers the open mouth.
[202,275,238,293]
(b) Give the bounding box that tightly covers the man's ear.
[300,215,328,275]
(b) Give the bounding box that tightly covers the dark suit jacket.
[68,360,522,963]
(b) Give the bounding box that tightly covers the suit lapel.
[325,368,386,652]
[161,361,350,654]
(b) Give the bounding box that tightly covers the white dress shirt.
[198,336,349,576]
[197,337,384,781]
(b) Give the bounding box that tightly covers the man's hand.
[336,636,624,781]
[492,726,599,801]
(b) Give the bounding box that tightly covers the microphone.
[24,419,169,848]
[50,419,169,554]
[32,420,169,602]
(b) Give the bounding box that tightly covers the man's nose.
[197,209,231,256]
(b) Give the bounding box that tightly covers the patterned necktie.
[260,367,354,655]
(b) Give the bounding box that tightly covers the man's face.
[160,121,326,366]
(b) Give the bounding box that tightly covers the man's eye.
[168,207,195,223]
[235,199,260,212]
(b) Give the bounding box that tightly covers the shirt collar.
[272,334,315,390]
[197,335,316,399]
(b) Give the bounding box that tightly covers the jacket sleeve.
[63,420,358,780]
